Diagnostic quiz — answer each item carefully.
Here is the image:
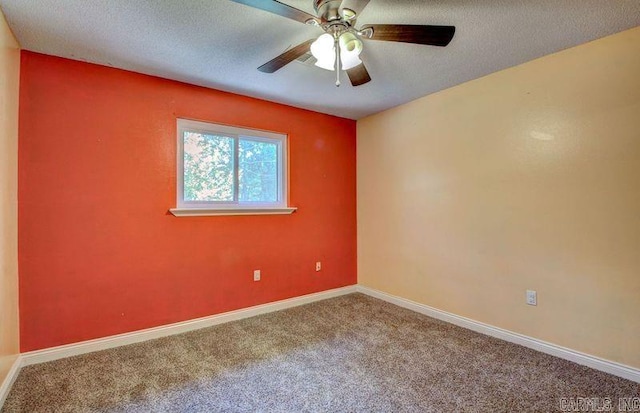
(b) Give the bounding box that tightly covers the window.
[171,119,295,216]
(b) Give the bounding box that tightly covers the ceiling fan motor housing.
[313,0,343,23]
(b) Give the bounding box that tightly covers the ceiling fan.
[229,0,456,87]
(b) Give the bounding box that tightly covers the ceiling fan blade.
[340,0,371,17]
[229,0,319,25]
[346,63,371,87]
[258,39,315,73]
[361,24,455,46]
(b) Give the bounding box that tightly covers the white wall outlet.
[253,270,261,281]
[526,290,537,306]
[315,262,321,272]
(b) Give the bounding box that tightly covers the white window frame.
[170,118,296,217]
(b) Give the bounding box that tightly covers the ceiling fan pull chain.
[335,36,341,87]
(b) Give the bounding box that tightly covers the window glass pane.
[183,132,234,202]
[238,139,278,203]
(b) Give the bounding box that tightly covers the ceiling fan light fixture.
[339,32,363,70]
[341,52,362,70]
[311,33,336,71]
[339,32,362,54]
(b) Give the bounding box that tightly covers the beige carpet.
[3,293,638,412]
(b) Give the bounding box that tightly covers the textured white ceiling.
[1,0,639,119]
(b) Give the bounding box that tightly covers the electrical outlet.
[253,270,261,282]
[315,262,321,272]
[526,290,537,306]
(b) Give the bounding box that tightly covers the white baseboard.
[21,285,357,367]
[8,282,639,408]
[356,285,640,383]
[0,355,22,409]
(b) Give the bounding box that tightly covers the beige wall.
[358,27,640,368]
[0,9,20,384]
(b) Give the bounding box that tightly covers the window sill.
[169,207,297,217]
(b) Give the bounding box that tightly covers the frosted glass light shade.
[339,32,363,70]
[311,33,336,71]
[339,32,363,54]
[341,52,362,70]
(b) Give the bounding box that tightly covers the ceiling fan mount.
[310,0,356,25]
[312,0,342,23]
[229,0,456,87]
[305,0,361,45]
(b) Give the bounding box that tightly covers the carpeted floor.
[3,293,638,412]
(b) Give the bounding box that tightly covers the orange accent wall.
[18,51,357,351]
